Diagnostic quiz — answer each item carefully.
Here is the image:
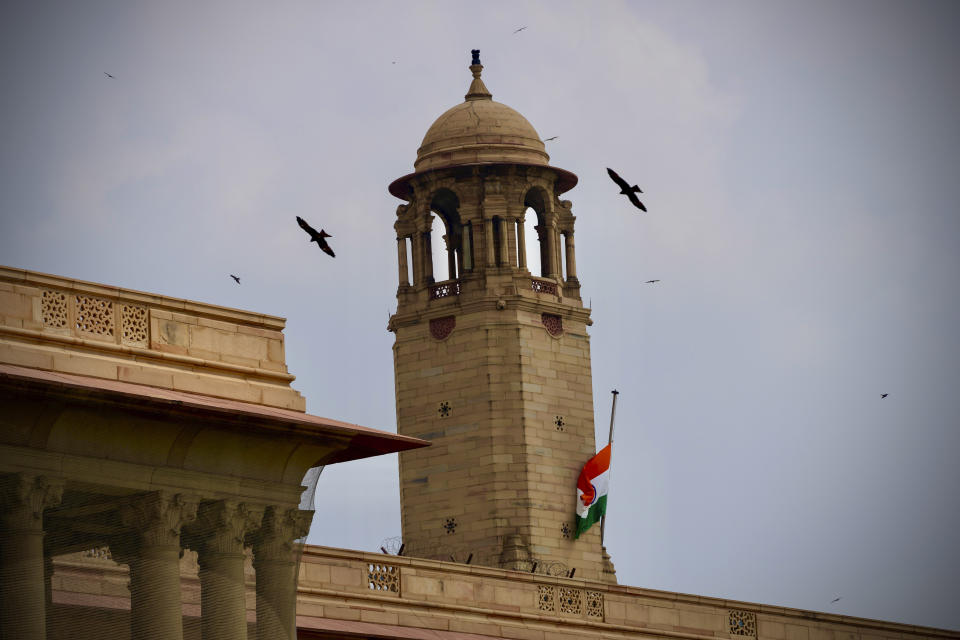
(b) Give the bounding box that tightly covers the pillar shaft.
[485,219,496,267]
[185,500,262,640]
[118,492,198,640]
[516,218,527,270]
[199,553,249,640]
[446,235,456,280]
[506,218,518,268]
[128,546,187,640]
[0,474,62,640]
[462,225,473,271]
[254,557,297,640]
[251,507,312,640]
[551,227,563,278]
[422,232,434,284]
[411,233,423,285]
[396,237,409,287]
[498,218,509,266]
[564,231,577,281]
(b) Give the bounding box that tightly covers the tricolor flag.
[575,443,611,539]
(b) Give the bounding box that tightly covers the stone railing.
[429,280,460,300]
[530,277,558,295]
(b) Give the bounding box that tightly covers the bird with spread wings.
[607,167,647,211]
[296,216,336,258]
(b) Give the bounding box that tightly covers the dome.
[415,98,549,172]
[389,52,577,199]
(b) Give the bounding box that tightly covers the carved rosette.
[429,315,456,340]
[119,492,199,550]
[249,506,313,563]
[0,473,64,532]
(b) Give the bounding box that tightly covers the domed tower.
[388,51,612,581]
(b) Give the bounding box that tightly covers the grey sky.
[2,0,958,629]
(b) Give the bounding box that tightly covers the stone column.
[445,234,456,280]
[0,474,63,640]
[552,227,563,279]
[506,217,519,268]
[534,225,550,277]
[396,237,409,287]
[184,501,263,640]
[411,233,423,286]
[498,217,509,266]
[516,218,527,271]
[462,224,473,271]
[250,507,312,640]
[117,492,198,640]
[485,219,496,267]
[422,232,434,284]
[564,231,578,282]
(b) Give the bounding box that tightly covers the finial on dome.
[465,48,492,101]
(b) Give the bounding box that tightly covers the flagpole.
[600,389,619,546]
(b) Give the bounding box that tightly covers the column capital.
[119,491,199,550]
[0,473,63,532]
[184,500,263,557]
[249,506,312,563]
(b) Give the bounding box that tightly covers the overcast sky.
[2,0,958,630]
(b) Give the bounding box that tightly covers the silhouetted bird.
[104,72,114,78]
[230,274,241,284]
[881,393,888,398]
[543,136,558,142]
[645,279,660,284]
[296,216,336,257]
[606,168,646,211]
[831,597,841,604]
[514,26,528,33]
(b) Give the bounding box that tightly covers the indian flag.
[574,443,611,539]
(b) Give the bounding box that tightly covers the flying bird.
[229,274,240,284]
[104,72,114,79]
[543,136,558,142]
[881,393,888,398]
[514,26,528,33]
[296,216,336,257]
[831,597,841,604]
[645,279,660,284]
[606,167,646,211]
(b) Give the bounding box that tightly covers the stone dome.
[415,97,549,172]
[389,53,577,199]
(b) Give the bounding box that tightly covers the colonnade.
[0,473,311,640]
[396,214,578,287]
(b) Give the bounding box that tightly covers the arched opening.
[523,207,541,276]
[428,189,463,282]
[523,188,551,278]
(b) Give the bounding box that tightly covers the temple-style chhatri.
[387,49,612,581]
[1,51,957,640]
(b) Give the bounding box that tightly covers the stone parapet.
[41,544,960,639]
[294,546,957,640]
[0,265,304,410]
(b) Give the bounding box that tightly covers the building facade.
[0,52,957,640]
[0,266,426,639]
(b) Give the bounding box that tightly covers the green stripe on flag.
[574,494,607,539]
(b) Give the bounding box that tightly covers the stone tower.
[388,51,613,582]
